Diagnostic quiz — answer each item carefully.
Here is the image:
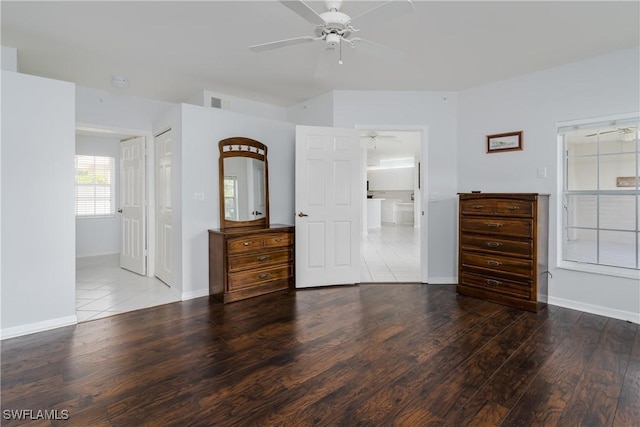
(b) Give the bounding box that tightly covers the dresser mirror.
[218,137,269,229]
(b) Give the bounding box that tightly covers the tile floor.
[361,224,421,282]
[76,254,180,322]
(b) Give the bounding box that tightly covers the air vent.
[210,97,222,109]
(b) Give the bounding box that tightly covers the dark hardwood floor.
[1,284,638,426]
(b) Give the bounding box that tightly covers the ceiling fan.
[249,0,414,64]
[585,127,638,141]
[361,130,400,148]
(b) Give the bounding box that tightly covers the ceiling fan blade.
[279,0,326,26]
[584,130,619,137]
[313,47,335,78]
[249,36,317,52]
[349,0,414,28]
[351,38,405,63]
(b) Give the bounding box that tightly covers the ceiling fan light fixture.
[325,32,340,48]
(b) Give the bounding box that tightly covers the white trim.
[75,251,119,259]
[556,111,640,128]
[557,261,640,280]
[548,296,640,325]
[181,288,209,301]
[426,276,457,285]
[1,315,78,340]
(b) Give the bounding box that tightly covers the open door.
[295,125,362,288]
[120,136,146,275]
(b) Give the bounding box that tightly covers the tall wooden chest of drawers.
[209,225,294,303]
[457,193,549,312]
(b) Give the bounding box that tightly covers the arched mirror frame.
[218,137,270,230]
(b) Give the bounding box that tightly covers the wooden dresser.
[457,193,549,312]
[209,224,294,303]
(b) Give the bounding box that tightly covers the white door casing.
[295,125,362,288]
[155,129,173,286]
[120,136,146,275]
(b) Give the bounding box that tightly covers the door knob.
[117,209,123,213]
[297,212,309,217]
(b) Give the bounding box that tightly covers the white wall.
[1,71,76,338]
[458,48,640,322]
[76,86,174,131]
[286,91,334,126]
[75,134,121,257]
[154,103,295,300]
[188,90,287,121]
[332,90,459,283]
[1,46,18,72]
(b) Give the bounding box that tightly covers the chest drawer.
[460,271,531,299]
[228,248,292,272]
[494,199,534,217]
[264,233,293,249]
[460,198,534,218]
[460,251,533,279]
[227,235,265,254]
[227,264,293,291]
[460,217,533,238]
[460,234,532,258]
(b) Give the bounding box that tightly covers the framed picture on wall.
[487,131,523,153]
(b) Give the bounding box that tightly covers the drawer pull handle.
[507,206,520,211]
[484,242,503,248]
[486,260,502,267]
[486,279,502,286]
[258,273,270,279]
[472,205,484,209]
[274,238,282,242]
[257,255,270,261]
[486,223,503,228]
[243,241,253,246]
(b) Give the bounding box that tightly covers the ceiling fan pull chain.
[339,39,343,65]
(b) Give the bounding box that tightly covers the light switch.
[537,167,547,178]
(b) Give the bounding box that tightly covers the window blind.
[75,155,115,216]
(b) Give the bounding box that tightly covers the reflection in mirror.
[223,157,266,221]
[218,137,269,230]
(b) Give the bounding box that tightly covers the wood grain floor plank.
[1,284,637,427]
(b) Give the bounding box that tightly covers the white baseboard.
[548,296,640,324]
[181,288,209,301]
[1,315,78,340]
[426,276,457,284]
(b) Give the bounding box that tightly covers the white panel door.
[295,125,362,288]
[155,129,173,286]
[120,136,146,275]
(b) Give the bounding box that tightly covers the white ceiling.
[2,1,639,107]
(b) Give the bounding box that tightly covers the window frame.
[74,154,116,218]
[557,113,640,279]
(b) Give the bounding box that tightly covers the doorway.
[360,129,424,283]
[74,125,178,322]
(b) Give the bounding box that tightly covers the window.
[223,176,239,220]
[559,115,639,273]
[75,155,115,217]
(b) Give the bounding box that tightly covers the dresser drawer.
[460,251,532,279]
[460,234,532,258]
[227,235,265,254]
[460,271,531,299]
[460,217,533,238]
[494,199,534,217]
[264,232,293,249]
[460,199,495,216]
[227,265,292,291]
[228,248,292,272]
